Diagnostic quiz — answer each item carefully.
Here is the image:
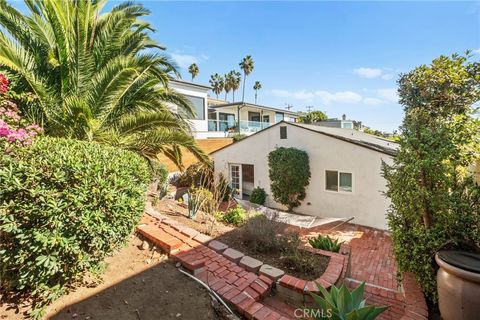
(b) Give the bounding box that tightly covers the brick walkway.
[294,222,428,320]
[137,213,294,319]
[137,205,428,320]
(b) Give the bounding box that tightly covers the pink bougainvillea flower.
[0,74,9,94]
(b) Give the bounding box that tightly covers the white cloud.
[270,89,363,105]
[363,97,384,105]
[314,90,363,104]
[171,53,198,69]
[353,67,383,79]
[377,88,398,103]
[354,67,396,81]
[270,89,315,102]
[381,73,394,80]
[270,87,400,106]
[170,51,209,70]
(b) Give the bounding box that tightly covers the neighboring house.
[170,79,299,139]
[208,101,299,136]
[170,79,211,138]
[211,121,398,230]
[315,114,363,131]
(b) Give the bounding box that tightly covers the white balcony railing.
[208,120,273,134]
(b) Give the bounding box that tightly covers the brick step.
[137,224,183,254]
[262,296,297,319]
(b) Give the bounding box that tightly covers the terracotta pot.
[435,251,480,320]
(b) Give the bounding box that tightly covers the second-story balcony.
[208,120,273,135]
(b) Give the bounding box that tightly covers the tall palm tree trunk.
[255,90,258,104]
[241,73,246,102]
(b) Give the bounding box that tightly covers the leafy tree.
[239,55,254,102]
[253,81,262,104]
[209,73,224,99]
[268,147,311,211]
[0,0,207,169]
[382,54,480,301]
[298,110,328,124]
[188,63,199,81]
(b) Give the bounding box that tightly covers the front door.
[230,164,242,199]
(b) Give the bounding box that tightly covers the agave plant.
[309,234,344,253]
[309,282,388,320]
[0,0,207,169]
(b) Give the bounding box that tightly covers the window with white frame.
[325,170,353,192]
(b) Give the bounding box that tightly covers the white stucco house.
[211,121,399,230]
[170,79,299,139]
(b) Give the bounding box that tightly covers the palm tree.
[224,73,232,101]
[188,63,199,81]
[239,55,254,102]
[0,0,207,170]
[209,73,224,99]
[228,70,241,102]
[253,81,262,104]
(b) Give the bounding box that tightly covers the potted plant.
[435,250,480,320]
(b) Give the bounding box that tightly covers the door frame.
[229,163,243,199]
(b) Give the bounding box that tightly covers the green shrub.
[223,205,247,225]
[0,137,150,316]
[309,235,344,253]
[307,282,388,319]
[231,133,247,142]
[249,187,267,205]
[268,147,311,211]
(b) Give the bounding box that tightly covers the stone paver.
[208,239,228,252]
[223,248,245,263]
[239,256,263,273]
[259,264,285,281]
[193,233,212,244]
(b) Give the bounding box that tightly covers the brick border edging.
[275,244,350,307]
[400,273,428,320]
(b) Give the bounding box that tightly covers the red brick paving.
[138,211,428,320]
[290,222,428,320]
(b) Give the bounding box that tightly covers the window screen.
[339,172,352,192]
[326,170,338,191]
[280,126,287,139]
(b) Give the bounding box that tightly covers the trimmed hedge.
[0,137,149,311]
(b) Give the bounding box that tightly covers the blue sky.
[13,1,480,131]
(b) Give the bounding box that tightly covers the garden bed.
[216,227,330,280]
[153,198,330,280]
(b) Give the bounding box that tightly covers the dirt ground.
[155,199,330,280]
[0,235,220,320]
[153,198,234,237]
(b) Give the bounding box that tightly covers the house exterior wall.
[213,123,393,230]
[211,106,297,124]
[170,81,209,137]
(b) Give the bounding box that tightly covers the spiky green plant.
[309,282,388,320]
[0,0,207,169]
[309,234,344,253]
